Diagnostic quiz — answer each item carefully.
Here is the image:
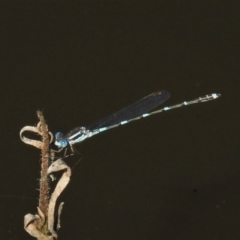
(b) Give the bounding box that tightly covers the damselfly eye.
[59,139,68,148]
[55,132,63,139]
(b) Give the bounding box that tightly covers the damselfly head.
[55,132,68,148]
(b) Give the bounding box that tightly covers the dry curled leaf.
[20,124,53,150]
[24,213,54,240]
[47,159,71,237]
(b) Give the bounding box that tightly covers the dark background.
[0,1,239,240]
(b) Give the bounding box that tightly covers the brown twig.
[36,111,51,233]
[21,111,71,239]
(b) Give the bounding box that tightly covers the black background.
[0,1,239,240]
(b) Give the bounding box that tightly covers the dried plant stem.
[37,111,51,232]
[21,111,70,239]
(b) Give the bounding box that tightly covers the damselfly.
[54,91,220,151]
